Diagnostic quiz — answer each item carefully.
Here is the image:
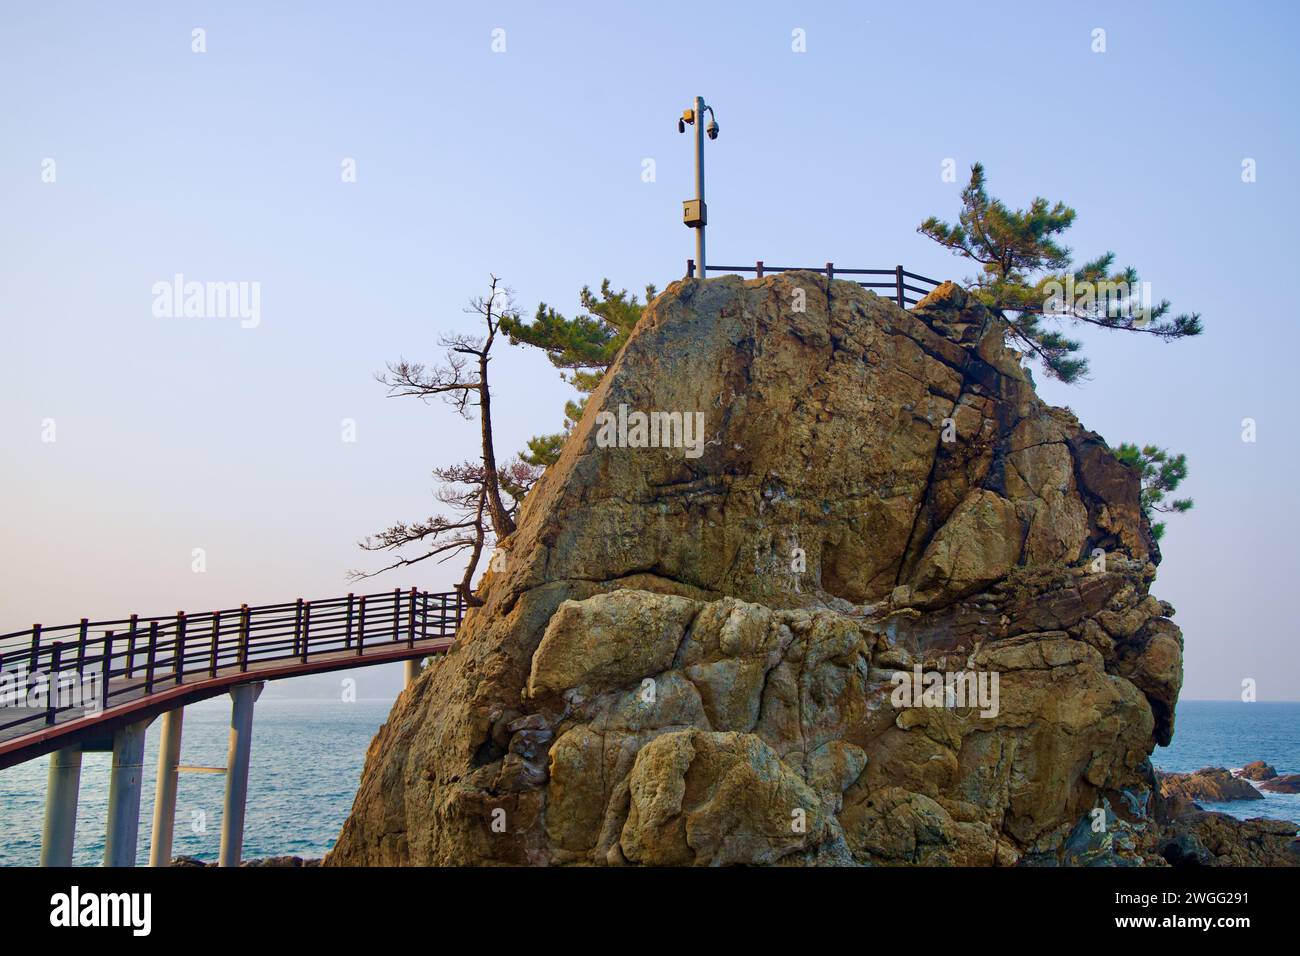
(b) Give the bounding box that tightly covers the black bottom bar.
[5,864,1289,941]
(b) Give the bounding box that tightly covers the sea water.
[0,697,392,867]
[1152,700,1299,825]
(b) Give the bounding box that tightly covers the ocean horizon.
[0,697,1295,867]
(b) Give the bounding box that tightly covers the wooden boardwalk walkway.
[0,587,463,769]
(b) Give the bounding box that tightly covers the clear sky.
[2,1,1297,701]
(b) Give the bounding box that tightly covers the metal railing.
[686,260,943,308]
[0,588,465,736]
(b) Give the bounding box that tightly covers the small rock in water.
[1159,767,1263,802]
[1258,774,1300,794]
[1235,760,1278,781]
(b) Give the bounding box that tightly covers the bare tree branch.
[354,276,544,603]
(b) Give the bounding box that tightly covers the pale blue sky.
[2,1,1297,700]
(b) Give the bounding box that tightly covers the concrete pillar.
[40,745,83,866]
[218,681,263,867]
[404,659,420,686]
[104,719,151,867]
[148,707,184,866]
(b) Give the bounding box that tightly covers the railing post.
[174,611,187,685]
[145,622,159,694]
[209,612,221,678]
[440,593,448,636]
[455,591,464,632]
[345,592,355,649]
[356,596,367,657]
[30,623,41,673]
[300,601,311,664]
[686,258,695,279]
[755,260,764,278]
[238,604,250,672]
[407,587,417,648]
[292,598,304,657]
[895,265,905,308]
[126,614,138,679]
[102,632,114,712]
[826,262,834,284]
[392,587,400,642]
[46,642,62,725]
[76,618,88,676]
[421,591,429,642]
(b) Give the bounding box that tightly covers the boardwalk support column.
[218,681,264,867]
[40,744,83,866]
[148,706,185,866]
[104,718,151,867]
[404,659,420,686]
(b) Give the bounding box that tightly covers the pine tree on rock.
[500,280,656,467]
[920,163,1203,383]
[1115,443,1194,541]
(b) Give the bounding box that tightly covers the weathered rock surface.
[328,273,1290,866]
[1159,767,1263,803]
[1157,813,1300,867]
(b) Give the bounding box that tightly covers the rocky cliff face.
[328,273,1290,866]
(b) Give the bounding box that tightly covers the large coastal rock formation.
[329,273,1293,867]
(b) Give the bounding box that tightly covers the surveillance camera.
[706,120,719,140]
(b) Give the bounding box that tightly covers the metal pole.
[40,745,83,866]
[404,659,421,687]
[218,681,263,866]
[149,706,184,866]
[104,718,151,867]
[694,95,706,277]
